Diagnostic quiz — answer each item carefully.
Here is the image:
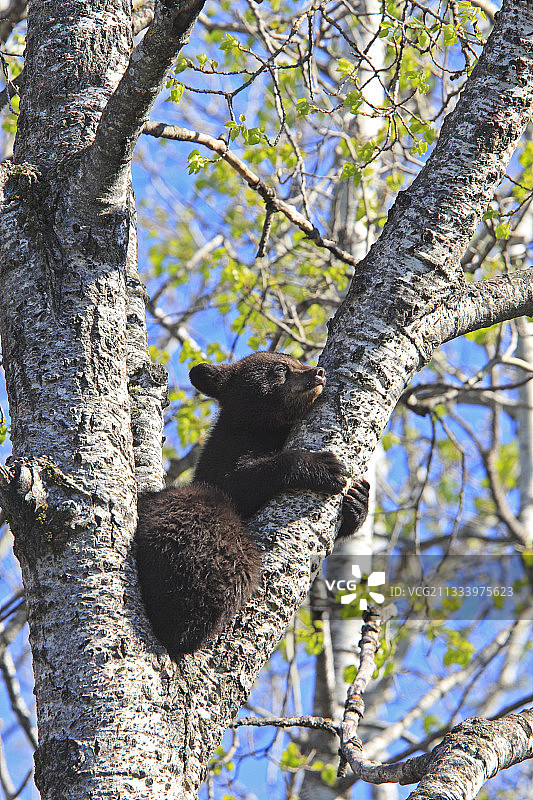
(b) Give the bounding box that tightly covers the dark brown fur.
[135,352,369,659]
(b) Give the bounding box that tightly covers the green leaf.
[494,222,510,239]
[423,714,440,733]
[343,664,357,683]
[280,742,305,769]
[344,88,362,110]
[357,141,376,162]
[296,98,312,117]
[336,57,355,77]
[148,344,170,365]
[340,162,356,181]
[169,83,184,104]
[382,432,401,451]
[174,55,191,73]
[187,149,210,174]
[443,631,475,666]
[443,24,458,46]
[410,139,428,156]
[418,29,430,49]
[320,764,338,786]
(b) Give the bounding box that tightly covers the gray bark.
[0,2,201,798]
[407,710,533,800]
[0,2,532,800]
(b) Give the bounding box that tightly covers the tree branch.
[337,606,388,779]
[230,715,339,736]
[84,0,206,205]
[142,121,360,268]
[440,268,533,343]
[408,709,533,800]
[0,607,37,750]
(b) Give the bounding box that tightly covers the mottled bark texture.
[407,710,533,800]
[0,1,202,799]
[0,3,531,800]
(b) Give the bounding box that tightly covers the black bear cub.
[135,352,369,660]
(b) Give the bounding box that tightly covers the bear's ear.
[189,363,232,399]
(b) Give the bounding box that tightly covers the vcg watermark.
[326,564,386,610]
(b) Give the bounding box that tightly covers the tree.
[0,1,532,799]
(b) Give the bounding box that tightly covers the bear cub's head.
[189,352,326,429]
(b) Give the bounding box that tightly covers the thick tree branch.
[335,708,533,791]
[408,709,533,800]
[440,268,533,343]
[85,0,206,205]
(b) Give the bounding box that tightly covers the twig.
[230,714,339,736]
[337,605,393,778]
[0,609,37,750]
[256,200,276,258]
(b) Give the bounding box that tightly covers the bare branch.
[230,714,339,736]
[0,734,16,800]
[337,606,389,778]
[0,608,37,750]
[143,121,360,268]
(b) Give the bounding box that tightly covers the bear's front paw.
[337,479,370,539]
[308,451,349,495]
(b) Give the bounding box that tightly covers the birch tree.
[0,2,533,800]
